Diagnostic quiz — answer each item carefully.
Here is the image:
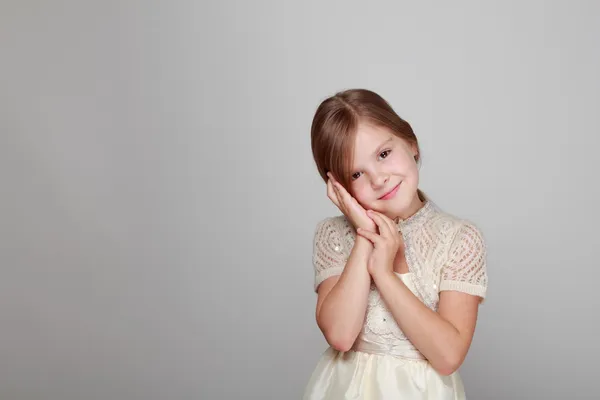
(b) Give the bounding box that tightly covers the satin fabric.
[303,273,466,399]
[302,348,465,400]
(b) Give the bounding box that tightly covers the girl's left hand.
[356,211,403,278]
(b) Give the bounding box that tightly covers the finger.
[327,180,341,208]
[331,183,347,211]
[326,179,335,200]
[373,211,398,237]
[331,179,344,194]
[368,211,393,238]
[326,179,335,201]
[334,186,351,217]
[375,211,397,236]
[327,172,337,184]
[330,180,348,202]
[356,228,383,245]
[327,172,339,188]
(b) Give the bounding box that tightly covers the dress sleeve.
[313,218,348,292]
[439,221,488,301]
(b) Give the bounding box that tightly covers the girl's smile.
[378,182,401,200]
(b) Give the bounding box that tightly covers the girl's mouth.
[379,182,401,200]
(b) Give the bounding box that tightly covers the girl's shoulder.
[314,214,351,231]
[313,214,356,258]
[425,202,485,245]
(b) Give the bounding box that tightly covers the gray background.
[1,1,599,399]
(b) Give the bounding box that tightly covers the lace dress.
[303,201,488,400]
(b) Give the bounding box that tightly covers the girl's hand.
[327,172,376,232]
[356,211,403,278]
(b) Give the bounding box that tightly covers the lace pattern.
[364,281,407,341]
[312,201,488,349]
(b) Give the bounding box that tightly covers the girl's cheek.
[389,155,407,169]
[390,157,414,173]
[352,186,369,204]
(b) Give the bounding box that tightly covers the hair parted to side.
[310,88,425,199]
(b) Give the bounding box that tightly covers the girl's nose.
[372,174,389,189]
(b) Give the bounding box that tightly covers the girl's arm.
[315,235,373,352]
[372,272,480,375]
[357,211,487,375]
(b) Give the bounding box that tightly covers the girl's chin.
[367,197,409,214]
[368,204,398,218]
[374,200,410,216]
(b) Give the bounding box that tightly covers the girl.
[303,89,488,399]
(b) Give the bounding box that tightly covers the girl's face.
[348,123,422,220]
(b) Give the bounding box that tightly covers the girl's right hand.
[327,172,377,232]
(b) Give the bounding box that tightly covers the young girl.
[303,89,488,399]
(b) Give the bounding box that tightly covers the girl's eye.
[351,150,391,181]
[379,150,391,160]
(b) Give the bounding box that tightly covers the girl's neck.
[395,193,425,222]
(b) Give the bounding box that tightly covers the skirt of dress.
[303,347,466,400]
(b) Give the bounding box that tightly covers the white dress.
[303,201,487,399]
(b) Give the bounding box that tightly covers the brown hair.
[310,88,425,199]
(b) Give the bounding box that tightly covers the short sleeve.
[439,221,488,301]
[312,218,348,292]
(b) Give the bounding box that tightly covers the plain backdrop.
[1,1,599,399]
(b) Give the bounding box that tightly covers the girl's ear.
[411,144,419,161]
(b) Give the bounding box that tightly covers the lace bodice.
[312,200,488,355]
